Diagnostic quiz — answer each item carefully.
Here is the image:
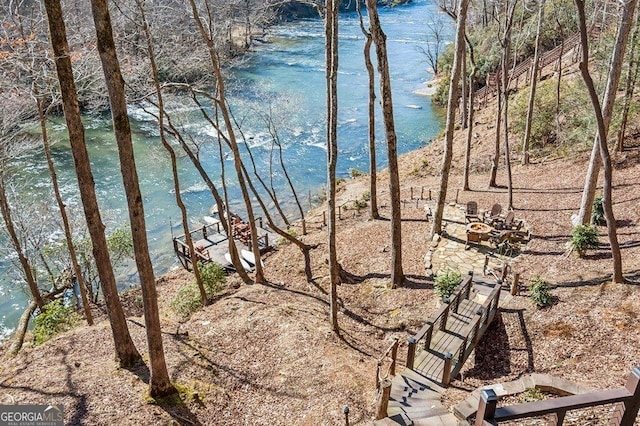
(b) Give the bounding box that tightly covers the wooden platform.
[173,217,275,272]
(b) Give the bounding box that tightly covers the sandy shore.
[413,76,441,96]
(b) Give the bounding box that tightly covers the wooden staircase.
[374,273,502,425]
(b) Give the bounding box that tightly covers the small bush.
[33,299,81,345]
[349,168,364,178]
[277,228,298,246]
[351,199,367,210]
[361,191,371,201]
[519,388,545,403]
[434,269,462,301]
[529,277,552,308]
[591,196,605,225]
[171,263,226,320]
[199,262,226,294]
[570,224,599,257]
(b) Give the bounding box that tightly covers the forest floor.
[1,82,640,425]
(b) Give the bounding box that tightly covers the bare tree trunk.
[522,0,545,165]
[366,0,405,287]
[489,79,502,188]
[6,301,37,357]
[431,0,470,235]
[619,9,640,149]
[575,0,638,225]
[326,0,340,332]
[238,161,317,282]
[500,0,517,211]
[43,0,141,368]
[0,180,45,310]
[37,98,93,325]
[357,2,379,220]
[189,0,265,284]
[555,27,564,137]
[461,46,468,129]
[136,2,208,307]
[463,37,476,191]
[575,0,624,284]
[90,0,176,397]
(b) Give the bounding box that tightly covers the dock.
[173,216,274,272]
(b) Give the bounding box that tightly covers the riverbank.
[2,83,639,423]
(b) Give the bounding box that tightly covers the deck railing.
[375,337,400,420]
[476,367,640,426]
[405,271,501,386]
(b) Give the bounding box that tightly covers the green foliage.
[510,79,593,156]
[434,269,462,301]
[336,178,346,186]
[351,199,367,210]
[591,196,605,226]
[519,387,545,403]
[529,277,553,308]
[199,262,226,293]
[277,228,298,246]
[170,262,226,320]
[361,191,371,202]
[570,224,599,257]
[349,168,364,178]
[33,299,81,345]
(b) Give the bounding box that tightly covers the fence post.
[406,337,416,370]
[323,211,326,226]
[421,186,424,199]
[375,361,382,389]
[615,367,640,426]
[343,406,350,426]
[429,189,432,200]
[511,272,520,295]
[375,379,392,420]
[440,303,450,331]
[390,339,399,376]
[442,352,453,386]
[476,389,498,425]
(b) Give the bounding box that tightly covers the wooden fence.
[476,367,640,425]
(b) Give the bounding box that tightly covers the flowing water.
[0,0,451,340]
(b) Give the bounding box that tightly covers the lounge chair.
[465,201,480,223]
[486,203,503,225]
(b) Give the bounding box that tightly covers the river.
[0,0,451,340]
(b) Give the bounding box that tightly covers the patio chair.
[486,203,503,225]
[494,210,514,230]
[465,201,480,223]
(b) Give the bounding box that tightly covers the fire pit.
[466,222,492,235]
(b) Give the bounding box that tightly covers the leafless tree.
[325,0,340,332]
[43,0,141,367]
[90,0,176,396]
[575,0,638,225]
[521,0,545,165]
[365,0,405,288]
[189,0,265,284]
[574,0,627,284]
[356,1,380,220]
[431,0,470,236]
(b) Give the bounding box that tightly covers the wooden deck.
[173,217,274,272]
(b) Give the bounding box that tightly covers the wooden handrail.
[406,272,474,369]
[477,367,640,426]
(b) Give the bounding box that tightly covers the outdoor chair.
[486,203,503,226]
[495,210,514,230]
[465,201,480,223]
